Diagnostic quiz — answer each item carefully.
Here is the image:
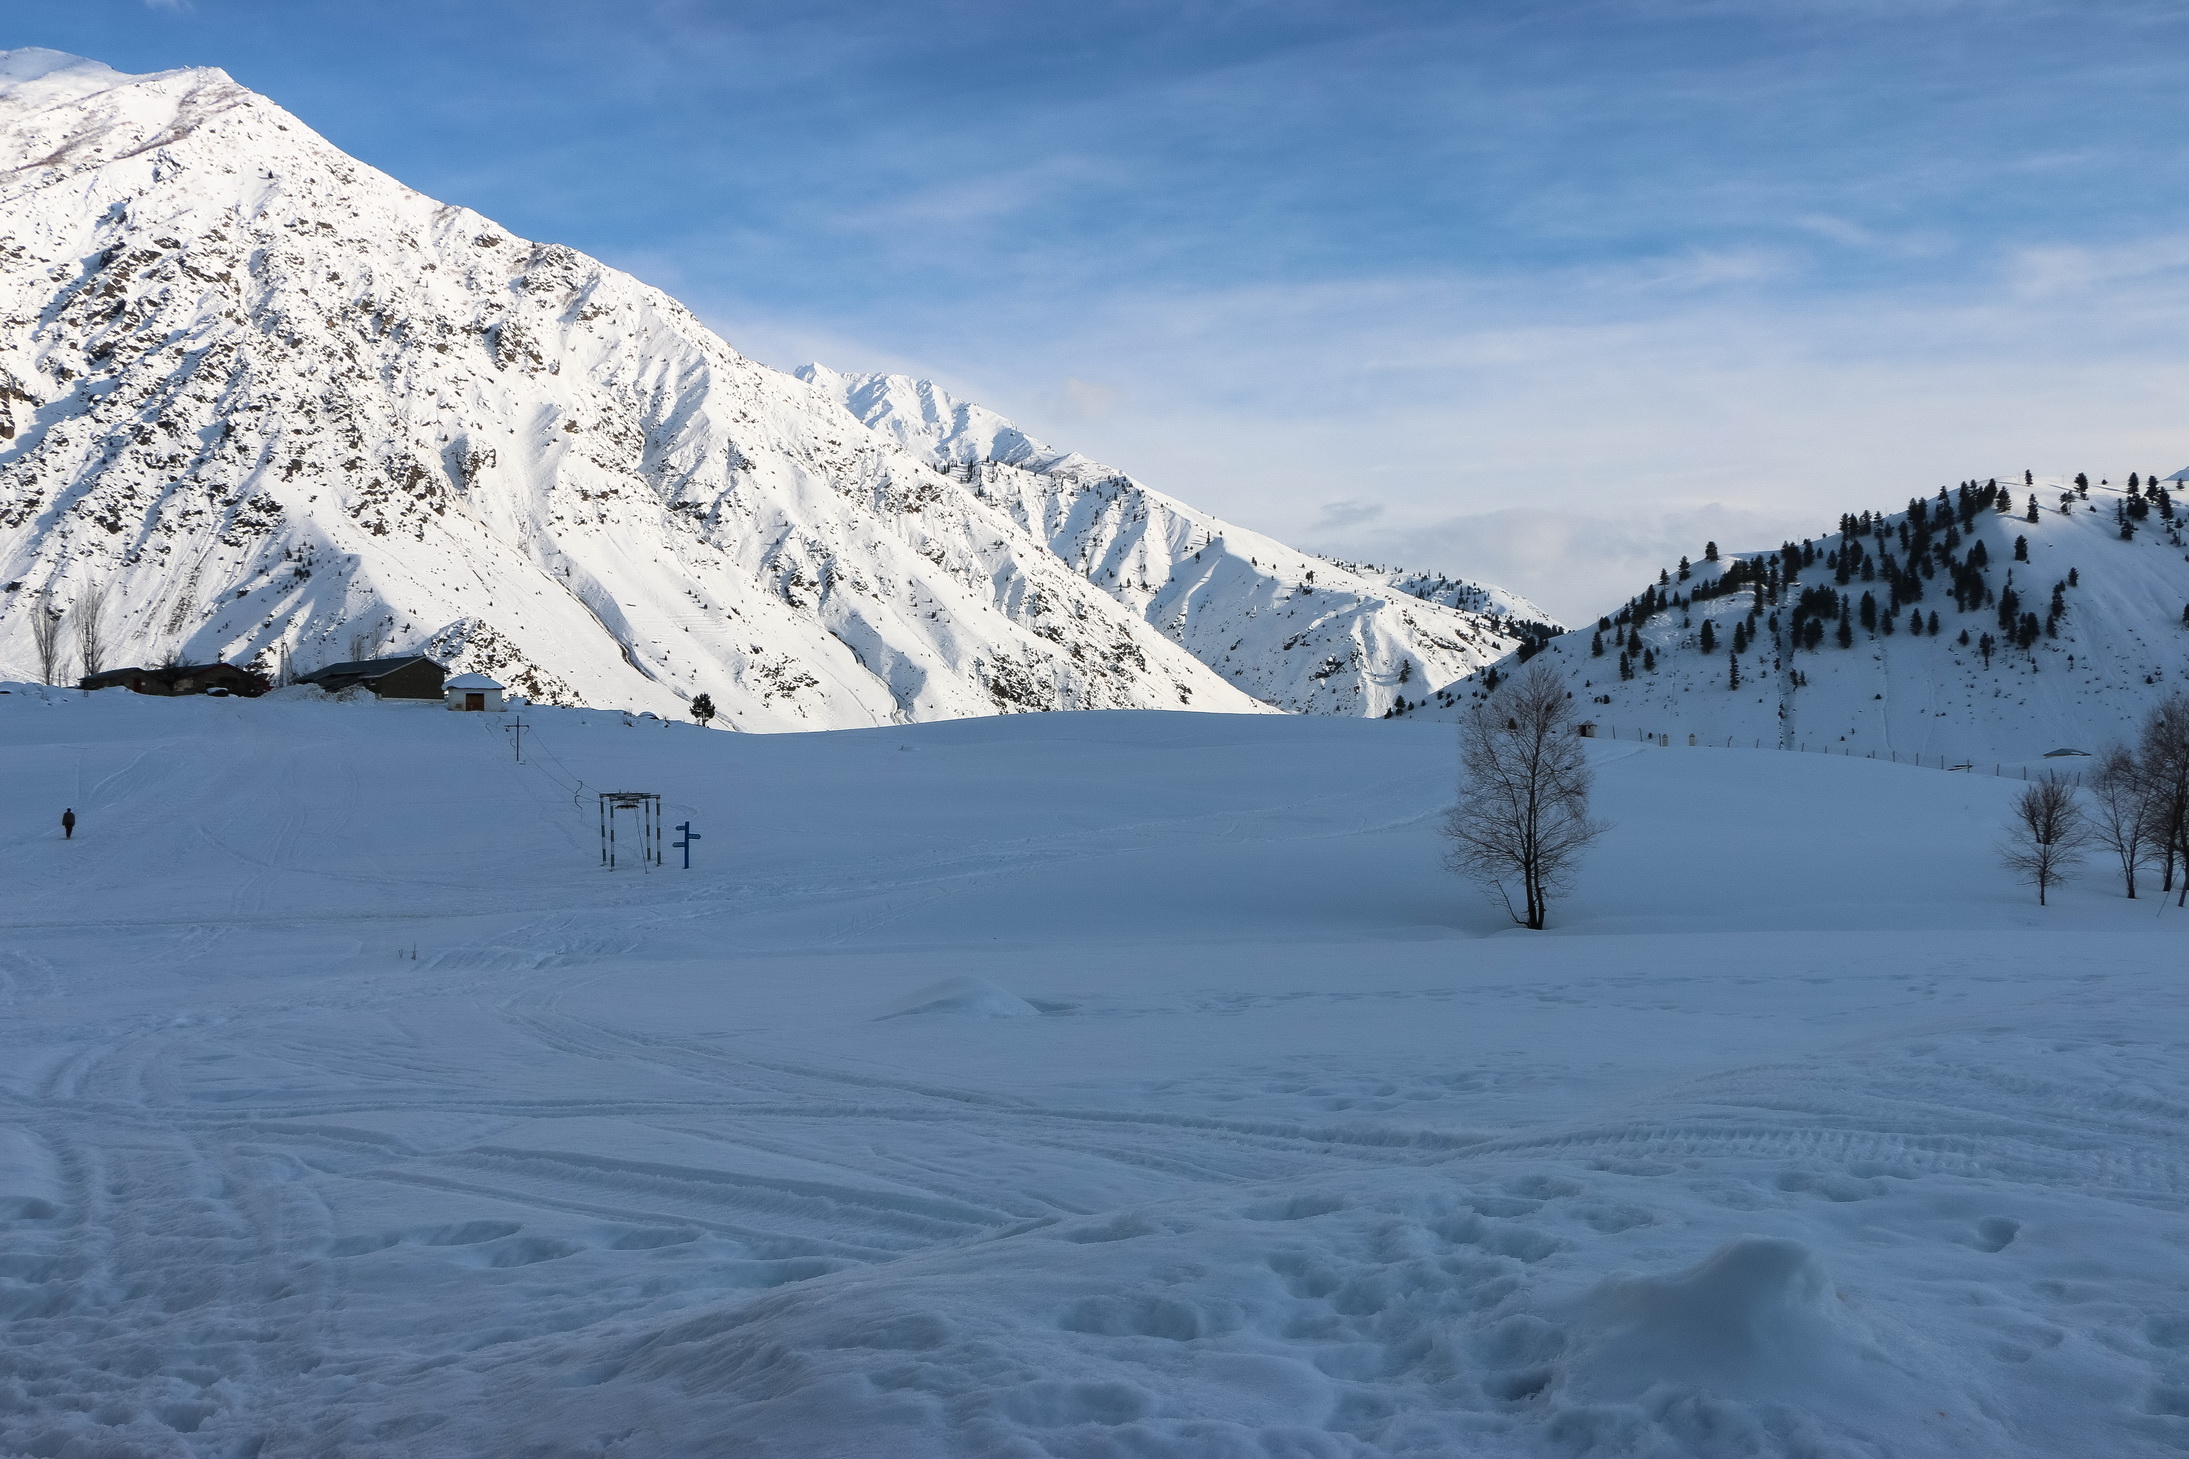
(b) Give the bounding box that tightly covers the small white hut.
[445,672,505,712]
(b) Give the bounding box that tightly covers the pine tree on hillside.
[1704,541,1720,561]
[1728,650,1741,690]
[2015,535,2029,561]
[690,693,715,725]
[1700,620,1716,653]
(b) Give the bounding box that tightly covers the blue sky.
[13,0,2189,616]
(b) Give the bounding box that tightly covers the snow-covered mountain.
[1406,476,2189,762]
[0,49,1282,726]
[801,365,1557,716]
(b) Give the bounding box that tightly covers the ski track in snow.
[2,689,2188,1456]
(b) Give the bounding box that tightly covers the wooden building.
[81,662,271,697]
[295,655,446,700]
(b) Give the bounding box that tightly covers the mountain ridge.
[800,364,1557,717]
[0,50,1289,725]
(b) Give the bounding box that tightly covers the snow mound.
[875,976,1040,1020]
[1566,1236,1878,1401]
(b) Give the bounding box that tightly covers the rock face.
[802,366,1558,717]
[0,49,1270,726]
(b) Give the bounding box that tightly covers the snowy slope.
[1409,476,2189,761]
[802,365,1557,716]
[0,49,1270,726]
[3,687,2187,1457]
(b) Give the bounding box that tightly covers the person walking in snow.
[60,808,74,840]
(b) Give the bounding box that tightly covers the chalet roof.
[298,655,437,682]
[444,672,503,690]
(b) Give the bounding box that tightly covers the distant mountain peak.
[801,366,1556,717]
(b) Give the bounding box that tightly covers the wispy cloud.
[43,0,2186,618]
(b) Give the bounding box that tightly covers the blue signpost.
[673,820,700,869]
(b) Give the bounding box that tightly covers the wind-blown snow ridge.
[1407,476,2189,761]
[801,364,1557,717]
[0,49,1277,726]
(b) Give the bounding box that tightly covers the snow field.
[1,689,2186,1455]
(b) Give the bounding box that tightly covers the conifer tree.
[689,693,716,726]
[1700,620,1716,653]
[1727,649,1740,690]
[2014,535,2028,561]
[1704,541,1720,562]
[1837,617,1854,649]
[1591,632,1604,657]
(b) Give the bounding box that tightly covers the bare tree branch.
[72,585,108,681]
[2088,745,2156,899]
[1999,777,2090,906]
[1442,664,1609,929]
[29,593,66,686]
[2137,694,2189,905]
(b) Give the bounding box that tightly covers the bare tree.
[2138,695,2189,904]
[347,628,377,663]
[1442,664,1609,929]
[72,585,108,680]
[1999,777,2090,906]
[2088,745,2156,898]
[29,594,66,685]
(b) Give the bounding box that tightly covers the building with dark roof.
[81,662,271,697]
[294,655,446,700]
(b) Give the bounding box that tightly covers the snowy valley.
[4,685,2188,1457]
[8,37,2189,1459]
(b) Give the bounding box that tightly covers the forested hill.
[1399,475,2189,763]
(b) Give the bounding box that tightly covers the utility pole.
[504,715,530,763]
[673,820,700,869]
